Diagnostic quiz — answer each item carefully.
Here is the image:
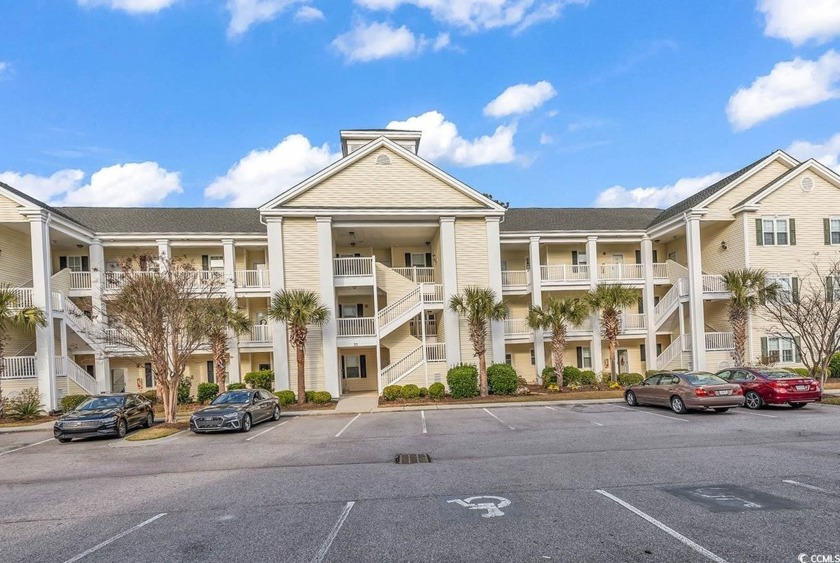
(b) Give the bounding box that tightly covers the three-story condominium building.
[2,128,839,409]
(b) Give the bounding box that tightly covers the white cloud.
[226,0,308,37]
[726,50,840,131]
[0,162,182,207]
[76,0,178,13]
[293,5,324,22]
[205,134,340,207]
[332,21,430,63]
[539,133,553,145]
[432,32,451,51]
[758,0,840,46]
[0,62,7,77]
[788,133,840,172]
[354,0,587,32]
[484,81,556,117]
[594,172,729,208]
[386,111,517,167]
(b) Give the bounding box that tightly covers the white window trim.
[344,354,362,378]
[66,255,85,272]
[767,336,795,364]
[580,346,592,369]
[762,215,790,246]
[830,217,840,245]
[767,274,793,303]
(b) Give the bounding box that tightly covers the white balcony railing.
[600,263,644,281]
[235,270,270,289]
[621,313,646,331]
[104,271,157,290]
[51,291,64,312]
[9,288,34,310]
[337,317,376,337]
[409,318,437,337]
[392,267,435,283]
[248,324,272,343]
[705,332,734,351]
[421,284,444,303]
[333,257,374,277]
[57,356,98,395]
[656,336,685,368]
[70,272,92,290]
[1,356,37,378]
[652,263,668,279]
[426,343,446,362]
[501,270,530,287]
[504,318,532,337]
[702,275,727,293]
[541,264,590,284]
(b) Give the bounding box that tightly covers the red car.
[715,368,822,410]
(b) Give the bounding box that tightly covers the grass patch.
[125,422,189,441]
[821,396,840,405]
[824,381,840,390]
[379,389,624,407]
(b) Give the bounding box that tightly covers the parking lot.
[2,401,840,563]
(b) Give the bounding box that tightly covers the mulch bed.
[284,402,337,412]
[0,415,57,428]
[379,386,625,407]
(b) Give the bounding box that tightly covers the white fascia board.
[733,159,840,211]
[262,208,505,218]
[49,217,95,243]
[98,233,267,245]
[695,150,799,211]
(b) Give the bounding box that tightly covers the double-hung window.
[762,217,790,246]
[767,337,794,363]
[767,274,793,303]
[830,218,840,244]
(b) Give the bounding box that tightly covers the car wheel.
[57,437,71,443]
[625,391,638,406]
[789,402,807,409]
[670,395,687,414]
[116,419,128,438]
[713,408,730,413]
[272,406,281,421]
[144,413,154,428]
[744,391,763,410]
[241,414,252,433]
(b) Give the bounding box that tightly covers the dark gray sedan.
[190,389,280,433]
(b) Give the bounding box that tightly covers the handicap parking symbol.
[447,496,511,518]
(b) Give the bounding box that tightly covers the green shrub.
[274,390,296,405]
[542,366,557,386]
[618,373,644,386]
[197,383,219,404]
[447,364,478,399]
[428,382,446,400]
[488,363,517,395]
[645,369,661,376]
[312,391,332,404]
[831,353,840,378]
[563,365,582,386]
[141,390,158,404]
[60,394,89,412]
[785,367,810,377]
[401,384,421,399]
[6,388,44,420]
[382,385,402,401]
[419,387,429,398]
[580,370,597,385]
[177,376,193,405]
[227,382,246,390]
[243,370,274,391]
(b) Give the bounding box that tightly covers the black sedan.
[54,393,154,442]
[190,389,281,433]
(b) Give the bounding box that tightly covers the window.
[577,253,588,266]
[767,275,793,302]
[576,346,592,369]
[343,355,366,378]
[767,337,795,363]
[830,218,840,245]
[258,363,271,371]
[667,251,677,262]
[761,217,791,246]
[505,353,512,366]
[341,304,360,318]
[410,253,426,267]
[530,349,536,366]
[59,255,89,272]
[144,363,153,388]
[207,360,215,384]
[640,344,646,362]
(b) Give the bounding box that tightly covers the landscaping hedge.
[542,366,557,386]
[447,364,478,399]
[197,382,219,404]
[428,382,446,400]
[580,370,597,385]
[419,387,429,398]
[401,384,421,399]
[177,376,193,404]
[244,370,274,391]
[60,394,89,412]
[488,363,517,395]
[382,385,402,401]
[141,390,158,404]
[618,372,644,386]
[562,366,582,385]
[274,390,296,405]
[831,353,840,378]
[785,367,810,378]
[227,383,246,390]
[311,391,332,404]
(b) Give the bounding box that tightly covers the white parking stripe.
[783,479,832,494]
[544,406,557,411]
[483,408,515,430]
[614,405,689,422]
[591,422,604,427]
[421,410,427,434]
[595,490,729,563]
[245,418,294,442]
[62,513,167,563]
[334,414,361,438]
[0,438,53,457]
[733,410,778,419]
[311,502,355,563]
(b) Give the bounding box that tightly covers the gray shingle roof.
[501,207,663,232]
[54,207,266,234]
[647,152,778,227]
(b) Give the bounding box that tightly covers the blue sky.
[1,0,839,209]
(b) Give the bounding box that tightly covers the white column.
[586,236,603,377]
[529,237,546,381]
[156,239,170,270]
[439,217,461,365]
[266,217,289,390]
[486,217,505,365]
[89,238,109,392]
[222,238,241,385]
[25,211,57,410]
[685,214,706,371]
[316,217,340,397]
[641,235,657,371]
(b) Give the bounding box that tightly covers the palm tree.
[528,297,590,387]
[587,284,639,382]
[0,285,47,418]
[204,298,250,393]
[722,269,774,366]
[267,289,329,405]
[448,286,509,397]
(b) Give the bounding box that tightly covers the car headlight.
[222,412,240,419]
[101,416,118,424]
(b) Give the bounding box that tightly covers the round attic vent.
[375,154,391,166]
[801,176,814,192]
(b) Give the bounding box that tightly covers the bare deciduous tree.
[761,260,840,385]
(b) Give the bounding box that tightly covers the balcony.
[409,317,437,338]
[333,257,374,286]
[393,267,435,283]
[242,324,272,346]
[541,264,590,285]
[70,272,92,293]
[337,317,376,338]
[503,318,532,340]
[501,270,530,294]
[600,263,644,282]
[620,313,646,333]
[1,356,37,379]
[235,270,271,291]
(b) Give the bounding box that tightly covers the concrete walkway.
[334,391,379,413]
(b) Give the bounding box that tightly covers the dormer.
[340,129,422,157]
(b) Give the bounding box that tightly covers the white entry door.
[110,368,127,393]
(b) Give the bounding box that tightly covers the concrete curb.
[110,430,187,448]
[0,422,55,434]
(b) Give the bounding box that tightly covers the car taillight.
[769,381,789,389]
[695,388,709,397]
[732,386,743,395]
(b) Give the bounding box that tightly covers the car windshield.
[211,391,251,405]
[763,371,800,379]
[76,396,125,410]
[683,373,727,386]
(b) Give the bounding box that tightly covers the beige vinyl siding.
[704,159,793,220]
[236,248,267,271]
[172,248,225,269]
[286,148,485,209]
[500,248,529,271]
[339,347,377,392]
[0,194,26,223]
[699,216,746,274]
[0,224,34,286]
[103,247,157,267]
[455,219,493,361]
[544,244,585,266]
[281,218,325,391]
[239,352,273,376]
[508,343,538,382]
